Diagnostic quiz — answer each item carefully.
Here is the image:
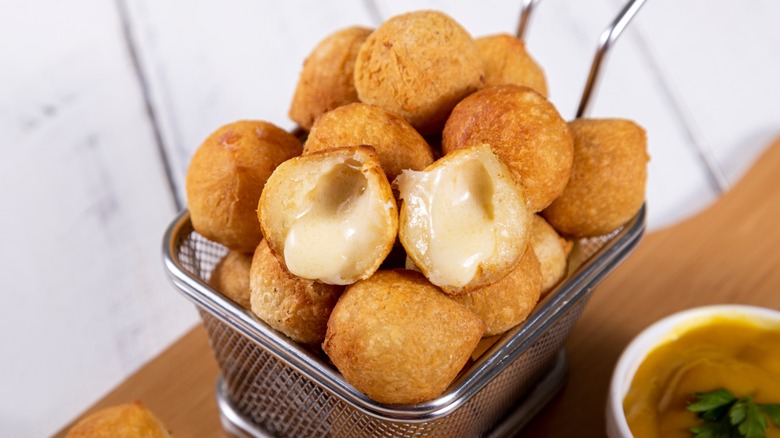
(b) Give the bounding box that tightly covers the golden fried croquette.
[452,245,541,336]
[289,26,373,130]
[209,250,253,309]
[529,215,568,297]
[259,146,398,285]
[323,270,484,404]
[66,401,170,438]
[354,10,483,135]
[542,118,648,237]
[395,144,532,295]
[476,33,548,97]
[249,240,344,344]
[304,103,434,182]
[186,120,302,253]
[442,85,573,212]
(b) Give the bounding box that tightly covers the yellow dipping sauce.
[623,315,780,438]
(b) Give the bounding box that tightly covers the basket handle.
[576,0,647,117]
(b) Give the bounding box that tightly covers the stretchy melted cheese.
[396,144,531,294]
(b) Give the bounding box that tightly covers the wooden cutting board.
[55,138,780,437]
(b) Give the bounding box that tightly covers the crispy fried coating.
[66,401,170,438]
[249,240,344,344]
[304,103,434,182]
[476,33,548,97]
[542,118,648,237]
[258,146,398,285]
[186,120,302,253]
[442,85,573,212]
[323,270,484,404]
[354,10,483,135]
[289,26,373,130]
[452,246,541,336]
[209,250,253,310]
[529,215,568,296]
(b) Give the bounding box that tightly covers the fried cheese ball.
[542,118,649,237]
[289,26,373,130]
[476,33,548,97]
[304,103,434,182]
[186,120,302,253]
[249,240,344,344]
[442,85,573,212]
[323,270,484,404]
[66,402,170,438]
[354,10,483,135]
[529,215,568,297]
[395,144,532,295]
[209,250,253,310]
[259,146,398,285]
[452,245,542,337]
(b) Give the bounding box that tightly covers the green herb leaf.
[690,416,733,438]
[738,398,768,438]
[689,389,738,414]
[759,404,780,428]
[730,397,748,426]
[688,389,779,438]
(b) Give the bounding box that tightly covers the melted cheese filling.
[398,158,496,288]
[283,161,383,285]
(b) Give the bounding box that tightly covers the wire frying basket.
[162,1,647,436]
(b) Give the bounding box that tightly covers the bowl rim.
[607,304,780,438]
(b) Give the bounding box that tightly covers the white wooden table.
[2,1,779,436]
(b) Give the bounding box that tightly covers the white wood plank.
[0,1,197,436]
[122,0,379,205]
[632,0,780,187]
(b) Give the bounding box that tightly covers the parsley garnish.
[688,388,780,438]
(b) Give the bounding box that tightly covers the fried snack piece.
[66,401,170,438]
[209,250,253,310]
[476,33,548,97]
[186,120,302,253]
[289,26,373,130]
[442,84,573,212]
[354,10,483,135]
[530,215,568,296]
[395,144,532,295]
[249,240,344,344]
[323,270,484,404]
[304,103,434,182]
[259,146,398,285]
[452,245,541,337]
[542,119,649,237]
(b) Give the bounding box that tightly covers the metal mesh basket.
[162,205,644,437]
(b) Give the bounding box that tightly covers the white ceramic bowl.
[605,304,780,438]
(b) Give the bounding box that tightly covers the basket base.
[216,349,568,438]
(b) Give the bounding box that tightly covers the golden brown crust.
[209,250,253,310]
[304,103,434,182]
[66,401,170,438]
[186,120,303,253]
[542,118,649,237]
[258,146,398,285]
[323,270,484,404]
[476,34,548,97]
[289,26,373,130]
[249,240,344,344]
[529,215,568,296]
[354,10,484,135]
[442,84,573,212]
[452,246,541,336]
